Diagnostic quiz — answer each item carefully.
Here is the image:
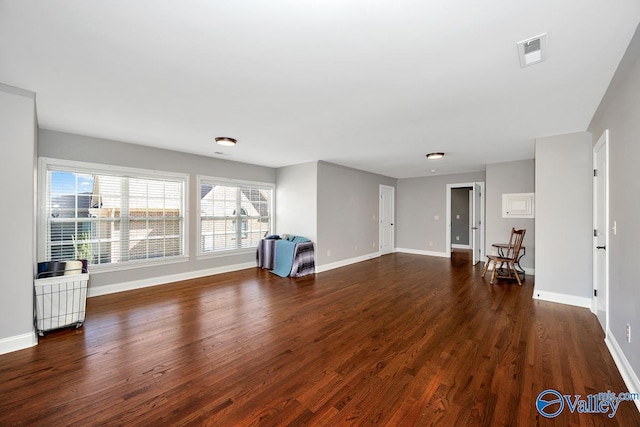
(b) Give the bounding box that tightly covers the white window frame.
[197,175,275,259]
[38,157,190,273]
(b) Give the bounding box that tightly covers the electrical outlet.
[429,241,433,246]
[372,242,376,248]
[626,324,631,343]
[456,236,460,241]
[327,250,331,257]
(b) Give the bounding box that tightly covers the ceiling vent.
[517,33,547,67]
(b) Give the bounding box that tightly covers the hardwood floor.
[1,253,638,426]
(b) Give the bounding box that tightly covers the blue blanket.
[271,240,297,277]
[285,235,310,244]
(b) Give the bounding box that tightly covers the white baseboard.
[395,248,449,258]
[605,331,640,412]
[451,244,471,249]
[532,289,591,308]
[315,252,380,273]
[87,262,256,297]
[395,249,535,275]
[0,331,37,355]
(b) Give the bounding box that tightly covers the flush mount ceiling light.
[517,33,548,67]
[215,137,237,146]
[426,152,445,160]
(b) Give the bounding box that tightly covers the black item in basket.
[37,261,67,278]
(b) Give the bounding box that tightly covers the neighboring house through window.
[198,176,274,256]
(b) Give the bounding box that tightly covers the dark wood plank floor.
[1,252,638,426]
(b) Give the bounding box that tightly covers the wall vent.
[517,33,548,67]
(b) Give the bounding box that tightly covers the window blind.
[198,177,273,254]
[44,164,186,268]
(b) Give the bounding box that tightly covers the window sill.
[196,248,256,261]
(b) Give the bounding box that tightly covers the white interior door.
[594,130,609,332]
[471,183,482,265]
[379,185,395,255]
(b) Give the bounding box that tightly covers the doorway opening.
[593,130,609,335]
[446,182,485,265]
[450,187,473,249]
[450,186,473,265]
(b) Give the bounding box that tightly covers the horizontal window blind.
[43,164,186,268]
[198,177,273,254]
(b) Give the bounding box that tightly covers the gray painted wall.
[276,162,318,243]
[534,132,592,297]
[38,129,276,290]
[485,159,535,270]
[451,187,471,246]
[0,84,37,348]
[316,161,396,266]
[588,24,640,379]
[396,171,486,253]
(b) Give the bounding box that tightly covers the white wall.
[0,84,38,354]
[485,159,535,271]
[588,23,640,388]
[534,132,592,304]
[316,161,396,266]
[276,162,317,243]
[396,171,486,255]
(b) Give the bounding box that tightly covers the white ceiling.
[1,1,639,178]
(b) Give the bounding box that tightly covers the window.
[198,176,274,255]
[40,159,188,269]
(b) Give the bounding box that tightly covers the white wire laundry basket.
[34,272,89,336]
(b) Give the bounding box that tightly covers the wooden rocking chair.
[482,228,526,285]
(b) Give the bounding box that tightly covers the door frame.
[446,182,485,262]
[450,188,472,250]
[592,130,609,334]
[468,189,473,248]
[379,185,395,255]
